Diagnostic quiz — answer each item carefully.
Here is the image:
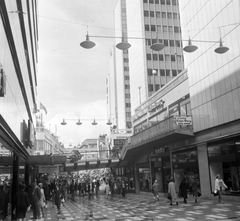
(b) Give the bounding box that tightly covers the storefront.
[207,137,240,196]
[150,146,171,193]
[172,147,199,193]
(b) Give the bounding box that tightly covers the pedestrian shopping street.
[22,192,240,221]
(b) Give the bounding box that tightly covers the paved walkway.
[23,192,240,221]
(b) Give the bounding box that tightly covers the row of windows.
[148,69,182,76]
[146,39,182,47]
[147,53,184,62]
[134,99,190,134]
[143,0,178,6]
[145,24,181,33]
[144,11,179,19]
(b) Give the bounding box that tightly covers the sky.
[38,0,118,147]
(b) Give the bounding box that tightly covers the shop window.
[172,149,199,193]
[208,141,240,195]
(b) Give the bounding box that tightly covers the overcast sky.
[38,0,118,147]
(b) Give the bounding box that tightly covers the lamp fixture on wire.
[80,32,229,54]
[60,118,112,126]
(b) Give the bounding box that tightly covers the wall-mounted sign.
[38,165,59,174]
[114,139,125,146]
[175,116,192,125]
[155,147,164,154]
[0,167,10,174]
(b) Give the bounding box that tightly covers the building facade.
[107,0,184,129]
[0,0,39,216]
[178,0,240,200]
[122,0,240,202]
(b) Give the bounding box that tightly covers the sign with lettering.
[38,165,59,174]
[0,167,10,174]
[154,147,164,154]
[175,116,192,125]
[114,139,125,146]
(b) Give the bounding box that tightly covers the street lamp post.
[138,86,141,104]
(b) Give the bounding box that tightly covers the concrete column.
[11,153,19,221]
[134,164,140,194]
[197,143,211,197]
[24,163,29,187]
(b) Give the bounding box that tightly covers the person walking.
[31,181,41,219]
[191,177,200,203]
[95,179,100,197]
[54,185,62,214]
[38,183,46,218]
[179,176,188,203]
[121,179,126,198]
[105,182,110,199]
[43,181,50,206]
[14,184,30,221]
[152,180,160,201]
[215,174,227,204]
[116,179,122,195]
[0,184,9,221]
[168,178,178,206]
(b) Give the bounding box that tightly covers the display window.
[172,148,199,193]
[208,140,240,195]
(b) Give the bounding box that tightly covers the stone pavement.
[24,192,240,221]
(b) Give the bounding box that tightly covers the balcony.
[121,115,194,161]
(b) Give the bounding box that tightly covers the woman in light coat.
[215,174,227,203]
[105,182,110,199]
[168,178,178,206]
[38,183,46,218]
[152,180,160,201]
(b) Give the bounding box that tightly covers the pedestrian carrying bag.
[167,193,172,200]
[213,190,219,196]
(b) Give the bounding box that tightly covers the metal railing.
[120,115,193,159]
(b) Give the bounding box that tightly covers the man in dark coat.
[31,181,41,219]
[179,177,188,203]
[0,185,9,221]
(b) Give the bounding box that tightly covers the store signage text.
[175,116,192,125]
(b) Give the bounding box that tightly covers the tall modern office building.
[107,0,184,130]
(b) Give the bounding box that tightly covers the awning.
[123,127,194,161]
[27,155,67,165]
[65,159,124,172]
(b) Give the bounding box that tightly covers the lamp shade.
[116,41,131,50]
[106,119,112,125]
[214,38,229,54]
[92,119,97,125]
[183,39,198,53]
[150,42,165,51]
[76,119,82,125]
[80,34,96,49]
[61,119,67,125]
